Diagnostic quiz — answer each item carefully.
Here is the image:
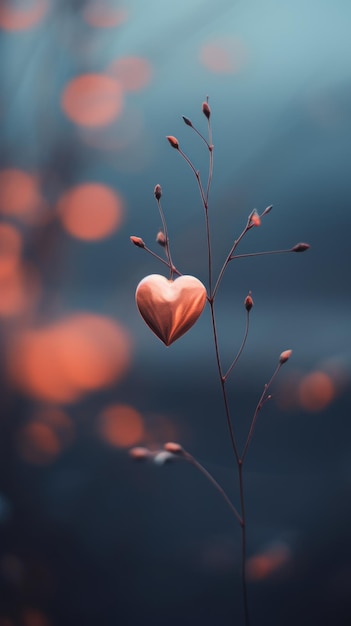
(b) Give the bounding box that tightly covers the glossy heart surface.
[135,274,207,346]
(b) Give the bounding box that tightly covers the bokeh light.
[0,263,41,319]
[199,37,247,74]
[0,0,48,31]
[298,371,335,412]
[0,223,22,279]
[61,74,123,128]
[57,183,124,240]
[16,421,61,466]
[98,404,144,447]
[247,542,291,581]
[144,413,178,448]
[7,314,132,403]
[79,105,144,153]
[16,407,74,466]
[82,2,128,29]
[0,169,45,224]
[107,57,153,92]
[21,608,51,626]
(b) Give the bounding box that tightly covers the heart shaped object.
[135,274,207,346]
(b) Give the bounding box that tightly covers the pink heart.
[135,274,207,346]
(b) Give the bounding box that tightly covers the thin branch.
[183,451,242,526]
[143,246,182,276]
[209,300,240,464]
[212,219,251,300]
[156,197,175,279]
[231,248,292,261]
[241,362,282,462]
[238,462,250,626]
[224,310,250,381]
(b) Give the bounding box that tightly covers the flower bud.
[279,349,293,364]
[156,231,166,247]
[291,242,310,252]
[130,236,145,248]
[154,184,162,200]
[164,442,184,454]
[202,101,211,119]
[182,115,193,127]
[166,135,179,149]
[129,447,150,460]
[261,205,273,217]
[153,451,174,465]
[245,293,254,311]
[249,210,261,227]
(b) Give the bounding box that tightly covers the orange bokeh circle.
[298,371,334,412]
[7,313,132,403]
[0,223,22,279]
[58,183,124,240]
[83,3,128,28]
[0,169,44,223]
[61,73,123,127]
[107,56,152,92]
[0,0,48,31]
[16,421,61,466]
[199,37,247,74]
[98,404,144,448]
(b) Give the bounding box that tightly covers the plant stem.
[184,451,242,526]
[239,461,250,626]
[224,310,250,381]
[156,198,175,279]
[241,362,282,463]
[208,299,240,464]
[143,246,182,276]
[231,248,292,261]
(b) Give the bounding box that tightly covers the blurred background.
[0,0,350,624]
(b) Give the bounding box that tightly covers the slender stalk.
[189,124,211,150]
[212,222,251,300]
[178,147,207,209]
[231,248,292,261]
[208,299,240,464]
[239,461,250,626]
[156,198,175,279]
[184,451,242,526]
[241,362,282,463]
[143,245,182,276]
[224,310,250,381]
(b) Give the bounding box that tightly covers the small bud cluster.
[129,442,185,465]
